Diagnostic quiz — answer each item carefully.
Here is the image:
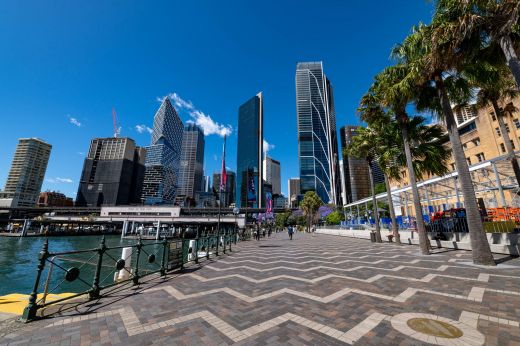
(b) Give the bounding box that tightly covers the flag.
[266,192,273,213]
[220,135,227,192]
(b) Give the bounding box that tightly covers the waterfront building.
[141,98,184,204]
[177,124,205,204]
[263,156,281,196]
[213,171,235,207]
[236,93,264,208]
[273,194,287,209]
[0,138,51,207]
[389,96,520,212]
[38,191,73,207]
[288,178,301,208]
[75,137,146,206]
[195,191,216,207]
[295,62,341,205]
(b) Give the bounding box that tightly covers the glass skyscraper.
[141,97,184,205]
[177,124,205,203]
[296,62,341,205]
[236,92,263,208]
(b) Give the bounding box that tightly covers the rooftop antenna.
[112,107,120,138]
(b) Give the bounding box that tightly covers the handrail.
[21,228,240,322]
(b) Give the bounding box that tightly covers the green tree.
[374,183,386,194]
[299,191,324,232]
[393,23,496,265]
[275,212,290,229]
[432,0,520,89]
[325,210,344,225]
[464,62,520,185]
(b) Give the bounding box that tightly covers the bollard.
[115,247,133,282]
[21,239,48,322]
[90,236,106,299]
[133,236,142,285]
[160,238,168,276]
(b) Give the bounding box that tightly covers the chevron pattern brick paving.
[2,232,520,345]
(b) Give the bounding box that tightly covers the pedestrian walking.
[288,226,294,240]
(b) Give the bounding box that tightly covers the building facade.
[288,178,301,208]
[76,137,146,207]
[296,62,341,205]
[38,191,73,207]
[0,138,51,207]
[236,93,263,208]
[340,125,386,204]
[212,171,236,208]
[177,124,205,204]
[263,156,281,196]
[141,98,184,205]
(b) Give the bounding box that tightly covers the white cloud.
[263,139,275,154]
[159,92,232,137]
[78,152,85,156]
[68,116,82,127]
[47,177,73,184]
[135,124,153,134]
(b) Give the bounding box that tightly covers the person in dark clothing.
[288,226,294,240]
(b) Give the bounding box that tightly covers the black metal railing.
[21,228,239,322]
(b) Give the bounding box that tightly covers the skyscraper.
[141,98,184,205]
[177,124,205,203]
[212,171,236,207]
[0,138,51,207]
[263,156,281,196]
[75,137,146,206]
[236,92,263,208]
[296,62,341,205]
[288,177,301,208]
[340,125,385,203]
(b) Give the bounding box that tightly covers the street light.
[233,207,239,240]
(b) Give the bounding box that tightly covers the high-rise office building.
[76,137,146,206]
[296,62,341,205]
[141,98,184,204]
[236,92,264,208]
[213,171,236,207]
[0,138,51,207]
[288,177,301,208]
[340,125,384,204]
[263,156,281,196]
[203,175,211,193]
[177,124,205,203]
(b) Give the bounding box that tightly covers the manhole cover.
[407,318,463,338]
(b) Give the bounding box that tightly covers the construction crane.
[112,107,120,138]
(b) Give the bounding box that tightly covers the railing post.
[21,239,48,322]
[133,236,142,285]
[206,236,210,259]
[229,230,232,252]
[195,237,199,264]
[223,229,226,254]
[215,228,220,256]
[90,236,106,299]
[160,238,168,276]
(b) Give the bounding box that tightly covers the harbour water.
[0,235,155,296]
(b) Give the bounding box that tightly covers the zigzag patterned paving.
[1,232,520,345]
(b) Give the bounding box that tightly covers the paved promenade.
[1,232,520,345]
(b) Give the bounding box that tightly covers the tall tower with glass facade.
[0,138,51,207]
[141,97,184,204]
[236,92,263,208]
[296,62,341,205]
[177,124,205,204]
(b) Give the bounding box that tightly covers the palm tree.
[300,191,323,233]
[433,0,520,89]
[364,67,432,255]
[370,114,451,246]
[394,23,496,265]
[464,62,520,185]
[345,126,383,242]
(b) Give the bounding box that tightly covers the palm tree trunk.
[384,174,401,244]
[434,74,495,266]
[499,35,520,90]
[398,116,430,255]
[368,160,382,242]
[492,99,520,187]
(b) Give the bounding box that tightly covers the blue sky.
[0,1,434,198]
